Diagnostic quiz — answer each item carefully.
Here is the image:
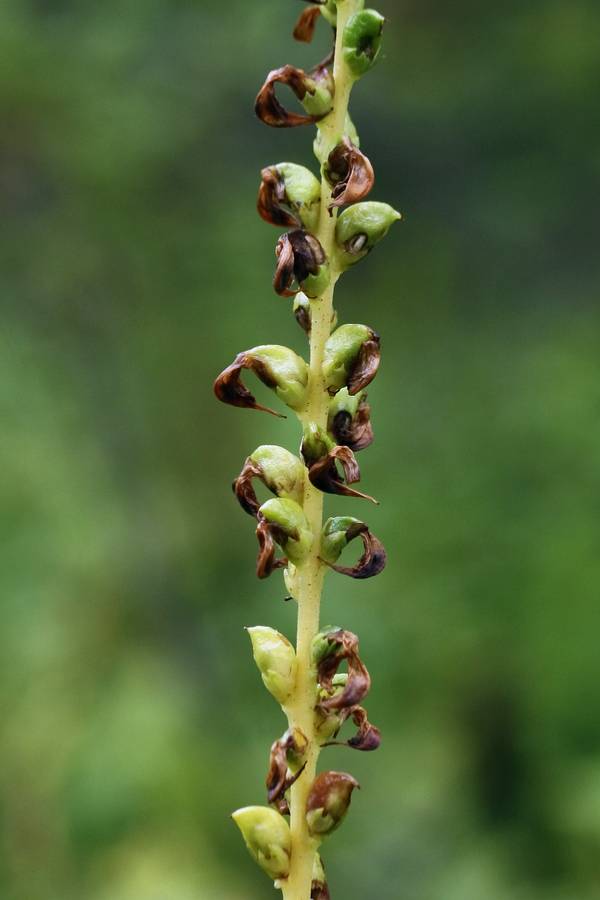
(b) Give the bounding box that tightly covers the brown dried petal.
[214,352,286,418]
[348,334,381,395]
[293,6,321,43]
[346,706,382,751]
[232,458,263,517]
[274,230,326,298]
[317,629,372,711]
[331,395,374,452]
[255,65,323,128]
[273,234,297,297]
[257,167,300,229]
[256,517,288,580]
[309,445,378,503]
[324,522,387,580]
[266,731,308,814]
[326,138,375,212]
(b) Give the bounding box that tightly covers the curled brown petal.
[257,167,300,229]
[317,629,372,710]
[232,458,263,517]
[323,522,387,580]
[256,517,288,580]
[348,333,381,395]
[214,352,286,418]
[324,705,381,752]
[330,394,374,452]
[255,65,323,128]
[326,138,375,212]
[274,230,326,297]
[293,6,322,43]
[309,445,378,503]
[266,731,308,814]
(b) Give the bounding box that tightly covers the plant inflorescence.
[214,2,399,896]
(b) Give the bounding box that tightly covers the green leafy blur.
[2,1,599,898]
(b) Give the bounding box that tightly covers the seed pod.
[266,727,309,813]
[306,771,360,837]
[233,446,305,517]
[320,516,387,579]
[325,138,374,212]
[311,854,331,900]
[312,625,371,709]
[322,324,381,395]
[258,498,313,573]
[336,201,401,266]
[293,293,338,335]
[343,9,385,79]
[328,388,374,452]
[274,230,330,299]
[256,64,333,128]
[293,5,322,43]
[232,806,291,881]
[258,163,321,231]
[214,345,308,415]
[247,626,297,706]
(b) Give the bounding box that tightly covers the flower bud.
[259,498,313,568]
[255,63,333,129]
[232,806,291,881]
[266,727,309,813]
[258,163,321,231]
[327,388,374,451]
[233,446,305,517]
[336,201,401,266]
[214,345,308,416]
[306,771,360,837]
[322,324,381,395]
[320,516,386,579]
[274,230,330,299]
[324,138,374,212]
[343,9,385,79]
[247,626,297,706]
[294,293,338,335]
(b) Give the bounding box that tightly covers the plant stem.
[283,4,360,897]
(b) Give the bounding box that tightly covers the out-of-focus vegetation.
[2,0,600,898]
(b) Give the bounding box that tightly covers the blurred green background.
[2,0,600,898]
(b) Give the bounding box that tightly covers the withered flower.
[328,389,374,452]
[255,64,333,128]
[306,771,360,837]
[214,345,308,415]
[293,6,322,43]
[325,138,375,212]
[323,705,381,752]
[256,498,313,580]
[313,627,372,710]
[274,230,329,299]
[308,445,378,504]
[266,728,308,814]
[256,516,288,580]
[257,162,321,231]
[320,516,386,579]
[322,324,381,396]
[233,446,305,517]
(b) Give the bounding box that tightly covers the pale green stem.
[282,3,360,898]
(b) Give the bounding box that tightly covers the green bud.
[250,446,305,505]
[302,75,334,118]
[335,201,401,266]
[247,626,297,706]
[251,345,309,411]
[232,806,291,881]
[306,771,360,837]
[259,498,313,565]
[343,10,385,79]
[320,517,362,565]
[322,324,380,395]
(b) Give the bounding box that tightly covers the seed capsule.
[258,162,321,231]
[322,324,381,395]
[247,626,297,706]
[233,446,305,517]
[306,771,360,837]
[232,806,291,881]
[343,9,385,79]
[336,201,401,266]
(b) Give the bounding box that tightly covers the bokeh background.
[2,0,600,898]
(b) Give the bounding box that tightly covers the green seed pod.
[259,498,313,565]
[322,324,381,395]
[247,626,297,706]
[234,446,305,517]
[214,345,308,416]
[335,201,401,266]
[258,162,321,231]
[306,771,360,837]
[343,10,385,79]
[232,806,291,881]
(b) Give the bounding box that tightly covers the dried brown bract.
[348,332,381,395]
[266,729,308,814]
[274,230,326,297]
[293,6,322,43]
[255,65,325,128]
[308,445,378,503]
[256,517,289,580]
[257,167,301,228]
[330,394,374,451]
[214,352,285,418]
[233,457,264,517]
[324,521,387,579]
[325,138,375,212]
